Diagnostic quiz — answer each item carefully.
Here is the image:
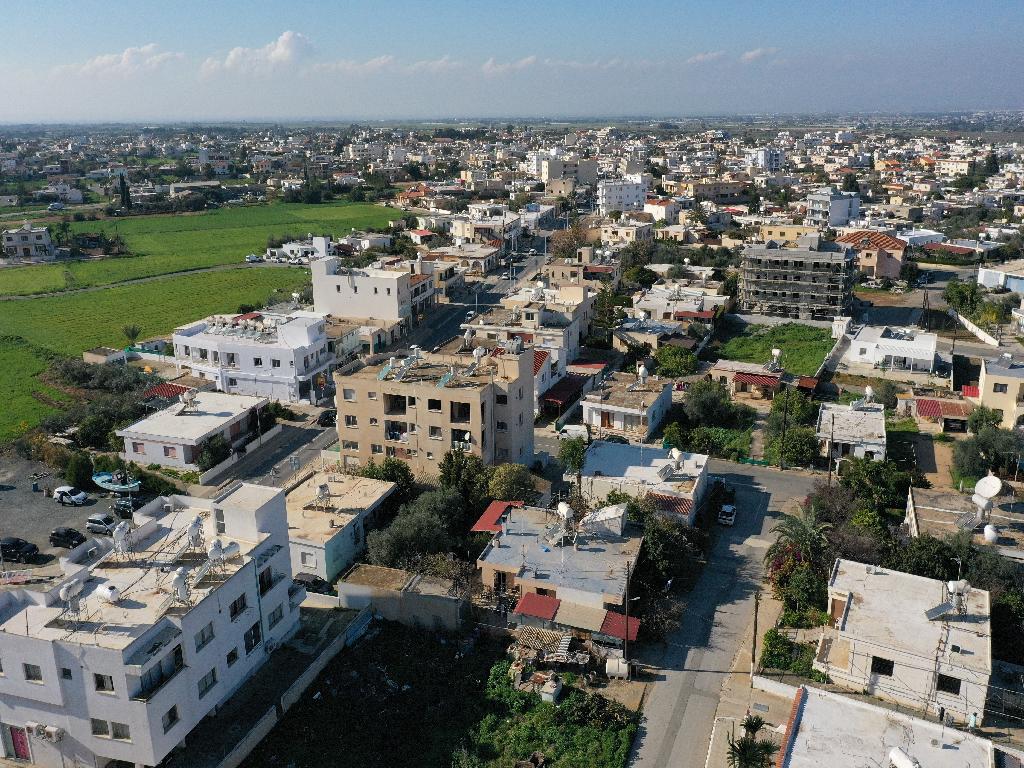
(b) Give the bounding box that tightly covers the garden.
[714,322,833,377]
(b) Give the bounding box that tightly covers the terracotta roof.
[532,349,549,376]
[673,310,715,320]
[924,242,974,256]
[600,610,640,642]
[916,398,972,419]
[797,376,819,391]
[649,493,693,519]
[836,230,907,252]
[411,229,433,236]
[514,592,561,622]
[733,372,782,388]
[961,385,980,398]
[410,274,431,285]
[143,382,189,400]
[541,372,589,407]
[233,311,262,322]
[471,500,525,533]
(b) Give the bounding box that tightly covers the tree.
[488,463,535,502]
[682,380,734,425]
[558,436,587,487]
[653,345,697,377]
[359,457,416,504]
[366,506,451,568]
[781,563,828,611]
[550,221,588,261]
[122,324,141,350]
[943,279,982,317]
[764,509,833,578]
[117,174,132,209]
[65,452,93,490]
[841,172,860,193]
[764,426,818,468]
[953,427,1024,480]
[984,151,1000,177]
[662,421,685,450]
[438,449,491,516]
[196,434,231,472]
[726,733,778,768]
[765,390,817,436]
[968,405,1002,434]
[623,265,659,288]
[839,458,912,514]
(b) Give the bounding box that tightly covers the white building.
[816,400,887,462]
[744,146,786,173]
[172,311,334,404]
[0,483,302,768]
[311,257,413,323]
[804,186,861,228]
[116,391,267,471]
[844,325,937,372]
[2,223,55,261]
[581,370,673,442]
[814,559,991,724]
[596,179,646,216]
[896,227,946,247]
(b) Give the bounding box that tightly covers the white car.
[717,504,737,526]
[53,486,89,506]
[85,513,117,535]
[556,425,590,441]
[245,253,261,263]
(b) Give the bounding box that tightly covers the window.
[268,604,284,628]
[244,621,262,654]
[343,388,356,401]
[428,398,441,412]
[258,567,274,595]
[198,668,217,699]
[228,378,237,386]
[426,452,434,460]
[60,667,72,680]
[344,414,358,428]
[301,552,316,567]
[91,718,109,737]
[496,394,508,405]
[229,593,247,621]
[368,392,377,400]
[429,426,443,440]
[937,674,962,696]
[111,722,131,741]
[94,673,114,693]
[994,383,1008,393]
[226,648,239,667]
[369,417,378,425]
[195,621,215,652]
[870,656,894,677]
[408,396,416,407]
[374,286,378,294]
[371,444,383,454]
[253,357,263,367]
[163,446,178,459]
[342,440,359,450]
[132,441,144,454]
[162,706,179,733]
[24,663,42,682]
[496,421,508,432]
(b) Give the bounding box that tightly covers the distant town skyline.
[5,0,1024,122]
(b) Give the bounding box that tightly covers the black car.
[293,571,333,595]
[317,409,337,427]
[49,527,86,549]
[602,435,630,444]
[1,537,40,563]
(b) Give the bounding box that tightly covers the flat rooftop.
[351,348,522,388]
[830,559,991,675]
[579,441,707,497]
[477,505,642,602]
[117,391,266,444]
[584,371,670,410]
[782,685,993,768]
[984,356,1024,380]
[909,487,1024,561]
[286,471,395,544]
[816,401,886,443]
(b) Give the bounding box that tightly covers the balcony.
[385,421,410,443]
[131,662,186,702]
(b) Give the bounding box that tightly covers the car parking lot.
[0,454,109,570]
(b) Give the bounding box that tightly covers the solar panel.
[925,601,954,621]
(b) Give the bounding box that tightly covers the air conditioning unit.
[44,726,64,742]
[24,721,41,736]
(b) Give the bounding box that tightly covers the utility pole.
[750,590,760,683]
[827,412,836,486]
[778,390,791,470]
[624,559,632,678]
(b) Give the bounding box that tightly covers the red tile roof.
[143,382,189,400]
[734,372,782,388]
[797,377,819,391]
[411,229,433,236]
[532,349,550,376]
[470,500,524,533]
[233,311,262,322]
[961,385,980,398]
[673,310,715,320]
[600,610,640,642]
[836,230,907,252]
[514,593,561,622]
[649,493,693,519]
[924,242,974,256]
[916,398,972,419]
[410,274,431,285]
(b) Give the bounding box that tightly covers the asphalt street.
[629,460,816,768]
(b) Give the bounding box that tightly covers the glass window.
[163,446,178,459]
[870,656,894,677]
[111,722,131,741]
[24,663,42,682]
[195,621,215,652]
[60,667,71,680]
[244,622,262,654]
[428,398,441,412]
[268,604,284,628]
[937,674,962,696]
[162,706,179,733]
[198,668,217,699]
[94,673,114,692]
[229,593,247,620]
[226,648,239,667]
[91,719,109,737]
[429,426,442,439]
[371,444,383,454]
[343,388,355,401]
[344,414,358,427]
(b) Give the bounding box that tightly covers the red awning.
[143,382,189,399]
[916,398,971,419]
[600,610,640,642]
[649,493,693,519]
[514,593,561,622]
[470,500,524,533]
[733,372,782,388]
[673,310,715,320]
[542,373,589,407]
[796,377,818,392]
[961,385,979,398]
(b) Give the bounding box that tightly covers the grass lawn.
[0,202,395,296]
[0,267,307,440]
[716,322,833,377]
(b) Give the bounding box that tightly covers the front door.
[601,411,613,429]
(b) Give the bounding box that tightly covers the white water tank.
[984,524,999,544]
[98,584,121,603]
[59,579,83,602]
[222,541,241,560]
[888,747,921,768]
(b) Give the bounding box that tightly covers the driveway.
[629,461,816,768]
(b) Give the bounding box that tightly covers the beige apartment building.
[333,345,534,475]
[663,178,745,204]
[965,356,1024,429]
[758,223,818,246]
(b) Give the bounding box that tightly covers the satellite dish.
[975,475,1002,500]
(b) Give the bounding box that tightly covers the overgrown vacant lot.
[0,338,71,442]
[0,202,395,296]
[715,322,834,376]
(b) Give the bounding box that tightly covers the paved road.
[208,422,336,488]
[629,461,816,768]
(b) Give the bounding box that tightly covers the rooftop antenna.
[315,482,331,513]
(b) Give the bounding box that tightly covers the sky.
[4,0,1024,123]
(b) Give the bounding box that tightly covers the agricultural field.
[715,322,834,377]
[0,267,308,441]
[0,202,395,296]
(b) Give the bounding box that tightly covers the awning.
[733,372,782,388]
[599,611,640,642]
[470,500,524,533]
[649,493,693,519]
[514,593,562,622]
[961,385,980,398]
[553,602,608,633]
[916,398,972,419]
[542,373,589,407]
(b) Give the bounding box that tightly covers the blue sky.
[5,0,1024,121]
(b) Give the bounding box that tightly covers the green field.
[716,322,834,377]
[0,202,395,296]
[0,267,308,441]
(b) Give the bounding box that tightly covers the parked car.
[47,202,65,211]
[53,486,89,506]
[602,435,629,445]
[556,425,590,442]
[465,310,476,320]
[85,513,117,535]
[49,527,86,549]
[317,408,337,427]
[293,571,333,595]
[0,537,39,562]
[109,497,142,519]
[717,504,737,526]
[245,253,262,263]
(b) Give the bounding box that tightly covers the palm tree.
[764,509,833,575]
[122,324,141,351]
[726,733,778,768]
[741,714,765,739]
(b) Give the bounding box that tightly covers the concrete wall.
[952,310,999,347]
[336,581,465,631]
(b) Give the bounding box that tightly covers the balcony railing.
[131,663,186,702]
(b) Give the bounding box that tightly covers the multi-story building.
[581,370,673,442]
[600,221,653,246]
[964,355,1024,429]
[2,223,55,261]
[739,237,855,319]
[744,146,786,173]
[541,247,621,292]
[0,483,302,768]
[596,179,645,215]
[333,344,534,474]
[662,178,745,204]
[757,223,819,247]
[816,400,887,462]
[835,230,907,279]
[172,311,334,403]
[540,156,597,186]
[311,257,416,324]
[804,186,861,228]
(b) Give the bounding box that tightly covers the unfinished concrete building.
[739,236,855,319]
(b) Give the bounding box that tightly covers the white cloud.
[201,31,312,76]
[407,55,462,74]
[685,50,726,65]
[311,55,395,74]
[53,44,183,77]
[740,47,780,63]
[481,55,537,76]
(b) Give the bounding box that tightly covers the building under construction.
[739,236,855,319]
